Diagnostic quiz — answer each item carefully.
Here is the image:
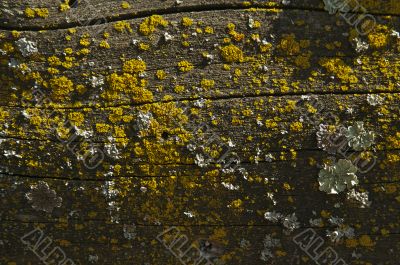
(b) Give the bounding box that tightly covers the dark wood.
[1,1,400,264]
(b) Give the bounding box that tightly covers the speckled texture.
[0,1,399,265]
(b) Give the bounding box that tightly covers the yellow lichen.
[24,8,36,18]
[200,79,215,90]
[177,60,194,72]
[138,42,150,51]
[79,37,91,47]
[114,21,133,33]
[220,44,244,63]
[105,73,153,103]
[181,17,193,27]
[367,24,390,49]
[99,40,110,49]
[138,15,168,36]
[204,26,214,34]
[278,34,300,55]
[122,59,146,74]
[49,76,75,100]
[121,1,131,9]
[35,8,49,18]
[174,85,185,93]
[359,235,374,247]
[59,1,70,12]
[156,70,167,80]
[47,67,59,75]
[320,58,358,83]
[48,56,62,66]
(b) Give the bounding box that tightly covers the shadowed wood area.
[1,1,400,265]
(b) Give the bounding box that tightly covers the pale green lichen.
[345,122,375,151]
[318,159,359,194]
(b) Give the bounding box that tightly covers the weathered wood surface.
[1,0,400,30]
[1,1,400,265]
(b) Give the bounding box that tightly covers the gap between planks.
[1,3,399,32]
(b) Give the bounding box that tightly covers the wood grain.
[0,2,399,265]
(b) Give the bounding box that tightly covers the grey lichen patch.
[318,159,358,194]
[25,181,62,213]
[264,211,300,233]
[345,122,375,151]
[15,38,38,57]
[259,234,281,262]
[326,216,355,243]
[346,189,372,208]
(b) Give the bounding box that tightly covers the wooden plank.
[1,166,399,228]
[0,3,399,265]
[1,0,400,30]
[0,9,399,108]
[0,93,399,142]
[1,221,399,265]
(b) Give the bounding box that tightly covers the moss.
[177,60,194,72]
[138,15,168,36]
[122,59,146,74]
[220,44,244,63]
[49,76,75,100]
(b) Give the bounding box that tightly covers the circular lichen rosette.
[344,122,375,151]
[25,181,62,213]
[318,159,359,194]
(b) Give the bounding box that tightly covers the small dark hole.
[161,132,169,140]
[67,0,79,8]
